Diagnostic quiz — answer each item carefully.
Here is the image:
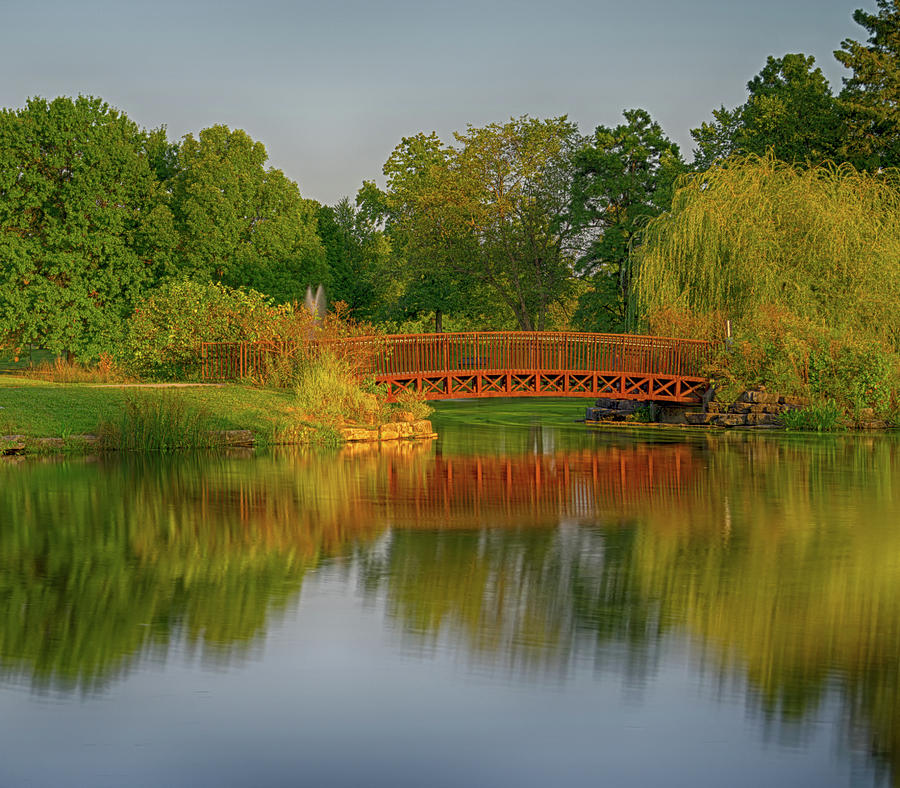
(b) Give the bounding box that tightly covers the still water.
[1,399,899,787]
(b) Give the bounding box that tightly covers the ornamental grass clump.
[99,392,222,452]
[291,350,385,427]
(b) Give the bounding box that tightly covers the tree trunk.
[435,309,443,333]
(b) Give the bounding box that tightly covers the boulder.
[340,426,379,442]
[412,419,436,435]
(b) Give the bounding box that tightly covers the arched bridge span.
[201,331,712,404]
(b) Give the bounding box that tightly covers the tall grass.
[11,355,132,384]
[782,400,844,432]
[99,392,222,452]
[292,351,386,426]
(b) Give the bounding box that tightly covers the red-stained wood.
[200,331,712,403]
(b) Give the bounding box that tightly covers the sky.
[0,0,869,205]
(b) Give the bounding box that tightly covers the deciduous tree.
[0,96,174,358]
[378,118,581,331]
[169,125,327,303]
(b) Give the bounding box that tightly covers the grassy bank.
[0,378,316,449]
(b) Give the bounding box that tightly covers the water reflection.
[1,432,900,780]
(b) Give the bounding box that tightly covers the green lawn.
[0,377,297,438]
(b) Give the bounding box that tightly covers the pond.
[1,399,899,787]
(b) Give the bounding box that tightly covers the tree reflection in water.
[1,434,899,779]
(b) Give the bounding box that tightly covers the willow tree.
[634,155,900,350]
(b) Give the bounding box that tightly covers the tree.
[633,155,900,352]
[835,0,900,168]
[570,109,685,331]
[316,197,394,320]
[169,125,327,304]
[691,54,843,168]
[363,134,475,331]
[0,96,174,359]
[379,118,581,331]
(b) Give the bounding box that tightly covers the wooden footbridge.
[201,331,712,404]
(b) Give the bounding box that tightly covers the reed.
[99,392,222,452]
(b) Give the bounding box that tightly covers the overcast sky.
[0,0,867,204]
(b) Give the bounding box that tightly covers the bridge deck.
[201,331,712,403]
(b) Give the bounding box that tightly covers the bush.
[123,280,297,379]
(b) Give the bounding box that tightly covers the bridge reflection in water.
[376,444,697,528]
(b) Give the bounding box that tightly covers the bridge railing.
[201,332,712,381]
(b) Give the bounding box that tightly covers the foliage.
[570,109,685,331]
[0,96,174,360]
[291,349,385,427]
[124,279,293,379]
[391,389,433,420]
[376,117,582,331]
[316,197,395,320]
[168,125,327,302]
[782,401,843,432]
[835,0,900,169]
[635,155,900,349]
[635,156,900,423]
[691,54,842,168]
[702,308,898,421]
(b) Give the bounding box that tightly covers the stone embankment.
[340,416,437,443]
[585,389,803,429]
[684,389,804,427]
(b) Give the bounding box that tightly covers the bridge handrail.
[201,331,713,381]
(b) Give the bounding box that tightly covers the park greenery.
[2,0,900,428]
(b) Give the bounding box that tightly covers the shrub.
[390,390,433,420]
[123,280,299,379]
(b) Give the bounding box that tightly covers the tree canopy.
[634,154,900,351]
[376,117,581,331]
[169,125,327,303]
[570,109,685,331]
[691,54,842,168]
[835,0,900,168]
[0,96,173,358]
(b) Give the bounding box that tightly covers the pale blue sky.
[0,0,866,203]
